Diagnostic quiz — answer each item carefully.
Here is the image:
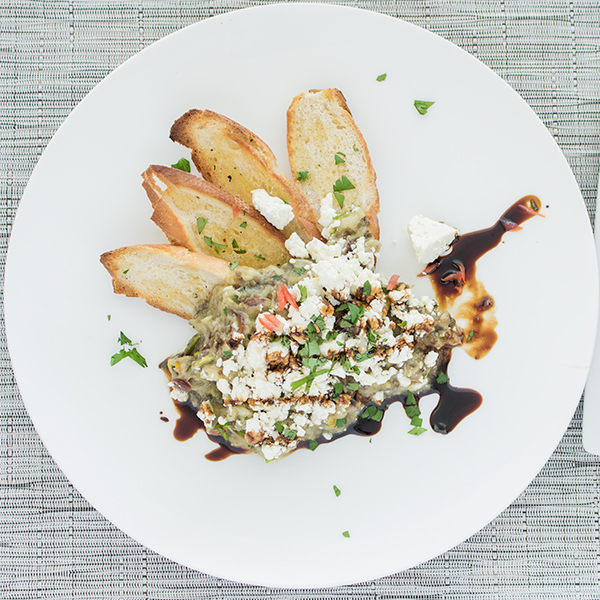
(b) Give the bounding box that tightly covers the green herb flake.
[333,191,345,208]
[336,418,347,428]
[408,425,427,436]
[283,429,297,440]
[107,315,111,321]
[334,152,346,165]
[203,236,213,248]
[239,221,247,228]
[333,211,347,220]
[436,371,449,384]
[309,440,318,451]
[254,253,266,261]
[223,350,232,357]
[294,268,305,276]
[342,530,350,538]
[122,269,129,275]
[467,330,475,342]
[229,260,239,270]
[363,280,371,296]
[223,307,228,316]
[298,285,308,303]
[196,217,208,234]
[110,347,147,368]
[117,331,133,346]
[531,198,539,212]
[333,175,356,193]
[274,422,284,435]
[376,73,387,81]
[333,485,341,497]
[171,157,191,172]
[297,171,309,181]
[414,100,435,115]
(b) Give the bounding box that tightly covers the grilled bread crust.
[170,109,321,243]
[142,165,290,269]
[287,88,380,239]
[100,244,234,320]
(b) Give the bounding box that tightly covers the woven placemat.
[1,1,599,598]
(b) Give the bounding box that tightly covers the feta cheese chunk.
[407,215,458,266]
[284,232,309,258]
[251,189,295,230]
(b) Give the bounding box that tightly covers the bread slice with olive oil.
[142,165,290,270]
[100,244,235,320]
[169,109,321,243]
[287,88,380,239]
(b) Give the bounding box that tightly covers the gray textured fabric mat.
[1,1,599,598]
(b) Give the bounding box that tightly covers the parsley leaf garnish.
[467,330,475,342]
[333,175,356,193]
[333,485,341,497]
[171,157,191,172]
[334,152,346,165]
[254,253,266,261]
[239,221,247,228]
[229,261,239,270]
[363,280,371,296]
[376,73,387,81]
[414,100,435,115]
[342,530,350,538]
[436,371,449,384]
[309,440,318,451]
[334,191,345,208]
[111,332,147,368]
[196,217,207,234]
[297,171,309,181]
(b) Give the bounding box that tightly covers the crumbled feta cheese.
[319,193,337,239]
[407,214,458,266]
[251,189,295,230]
[284,232,309,258]
[424,350,439,368]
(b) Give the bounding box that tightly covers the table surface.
[1,1,599,598]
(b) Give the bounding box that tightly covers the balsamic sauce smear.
[170,195,542,459]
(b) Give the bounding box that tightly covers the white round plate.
[5,3,597,588]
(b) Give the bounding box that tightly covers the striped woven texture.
[1,1,599,598]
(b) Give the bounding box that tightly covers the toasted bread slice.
[287,89,380,239]
[142,165,290,269]
[100,244,234,320]
[169,109,321,243]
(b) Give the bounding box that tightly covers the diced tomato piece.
[387,274,400,290]
[232,204,241,220]
[258,314,284,333]
[277,286,287,311]
[282,285,298,310]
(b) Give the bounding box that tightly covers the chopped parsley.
[333,485,341,497]
[309,440,318,451]
[171,157,191,172]
[342,531,350,538]
[110,331,147,368]
[122,269,129,274]
[334,152,346,165]
[334,191,345,208]
[297,171,309,181]
[196,217,207,234]
[414,100,435,115]
[254,253,266,261]
[333,175,356,193]
[293,267,305,276]
[229,261,239,270]
[467,330,475,342]
[239,221,247,228]
[376,73,387,81]
[363,280,371,296]
[361,405,383,422]
[436,371,449,384]
[298,285,308,303]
